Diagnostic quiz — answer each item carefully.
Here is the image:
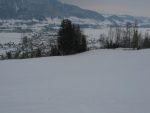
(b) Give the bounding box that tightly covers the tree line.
[99,22,150,49]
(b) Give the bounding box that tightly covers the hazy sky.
[60,0,150,17]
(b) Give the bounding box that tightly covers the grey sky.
[59,0,150,17]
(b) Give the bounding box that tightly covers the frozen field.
[0,49,150,113]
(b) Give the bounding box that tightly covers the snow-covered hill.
[0,49,150,113]
[0,0,104,20]
[0,0,150,27]
[103,14,150,27]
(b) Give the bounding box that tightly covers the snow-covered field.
[0,28,150,44]
[0,33,21,44]
[0,49,150,113]
[83,28,108,39]
[83,28,150,40]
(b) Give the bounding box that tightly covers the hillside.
[0,0,104,20]
[1,0,150,27]
[0,49,150,113]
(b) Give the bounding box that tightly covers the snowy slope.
[0,49,150,113]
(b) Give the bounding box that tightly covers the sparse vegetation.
[99,22,150,49]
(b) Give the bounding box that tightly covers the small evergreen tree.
[50,46,60,56]
[132,30,139,49]
[131,21,140,49]
[36,48,42,57]
[6,52,12,59]
[80,35,87,52]
[14,51,20,59]
[143,33,150,48]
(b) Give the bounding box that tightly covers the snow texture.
[0,49,150,113]
[0,33,21,44]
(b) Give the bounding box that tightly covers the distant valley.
[0,0,150,27]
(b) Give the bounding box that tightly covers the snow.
[0,33,22,44]
[0,49,150,113]
[0,27,150,45]
[46,17,61,24]
[68,16,102,25]
[46,17,102,26]
[83,28,108,39]
[83,27,150,40]
[139,28,150,33]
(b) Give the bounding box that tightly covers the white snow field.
[0,28,150,44]
[0,33,21,44]
[0,49,150,113]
